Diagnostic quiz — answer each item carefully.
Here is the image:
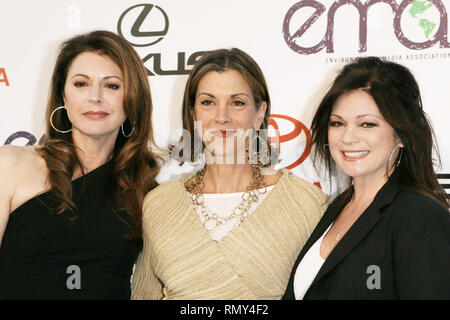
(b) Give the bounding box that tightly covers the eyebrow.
[196,92,251,98]
[71,73,123,81]
[330,113,384,120]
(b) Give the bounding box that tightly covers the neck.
[202,163,254,193]
[71,130,118,177]
[351,173,389,206]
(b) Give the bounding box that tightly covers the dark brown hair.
[172,48,272,164]
[310,56,448,209]
[37,30,160,238]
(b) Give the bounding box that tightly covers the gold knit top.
[131,169,327,300]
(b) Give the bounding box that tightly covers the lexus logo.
[117,3,169,47]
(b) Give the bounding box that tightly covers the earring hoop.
[388,145,403,168]
[121,121,135,138]
[396,147,403,167]
[50,106,72,133]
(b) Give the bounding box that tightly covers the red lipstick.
[211,129,235,138]
[83,111,109,119]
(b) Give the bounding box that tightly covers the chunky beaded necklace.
[186,166,267,233]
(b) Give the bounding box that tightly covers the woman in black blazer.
[284,57,450,300]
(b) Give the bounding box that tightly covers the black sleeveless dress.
[0,161,142,299]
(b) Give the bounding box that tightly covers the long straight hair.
[310,57,449,210]
[37,30,160,238]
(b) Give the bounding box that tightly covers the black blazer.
[283,174,450,300]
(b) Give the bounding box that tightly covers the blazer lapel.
[297,189,354,263]
[298,205,341,261]
[306,173,401,295]
[309,204,382,290]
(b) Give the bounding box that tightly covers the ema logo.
[283,0,449,55]
[117,4,169,47]
[4,131,37,145]
[0,67,10,86]
[117,3,208,76]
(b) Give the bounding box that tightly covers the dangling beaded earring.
[249,130,271,167]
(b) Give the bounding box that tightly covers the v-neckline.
[180,169,289,247]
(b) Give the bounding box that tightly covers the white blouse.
[293,223,332,299]
[190,186,274,242]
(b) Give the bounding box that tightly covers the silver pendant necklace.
[335,195,359,242]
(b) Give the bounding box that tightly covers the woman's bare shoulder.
[0,145,25,168]
[0,145,49,212]
[0,145,42,166]
[0,145,47,181]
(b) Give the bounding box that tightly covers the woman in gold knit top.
[131,48,327,300]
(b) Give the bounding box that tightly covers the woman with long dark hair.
[284,57,449,299]
[0,30,160,299]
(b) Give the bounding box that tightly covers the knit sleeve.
[286,170,329,217]
[131,193,164,300]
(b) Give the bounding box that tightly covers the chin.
[205,147,246,165]
[344,168,387,182]
[75,127,120,139]
[338,165,367,179]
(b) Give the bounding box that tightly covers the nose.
[341,125,359,144]
[88,83,103,103]
[214,104,230,125]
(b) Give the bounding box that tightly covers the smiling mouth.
[211,129,236,138]
[342,150,370,160]
[83,111,109,119]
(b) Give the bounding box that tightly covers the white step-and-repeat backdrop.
[1,0,449,196]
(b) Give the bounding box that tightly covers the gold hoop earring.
[50,106,72,133]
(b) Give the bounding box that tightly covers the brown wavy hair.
[37,30,160,238]
[171,48,274,165]
[310,56,449,210]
